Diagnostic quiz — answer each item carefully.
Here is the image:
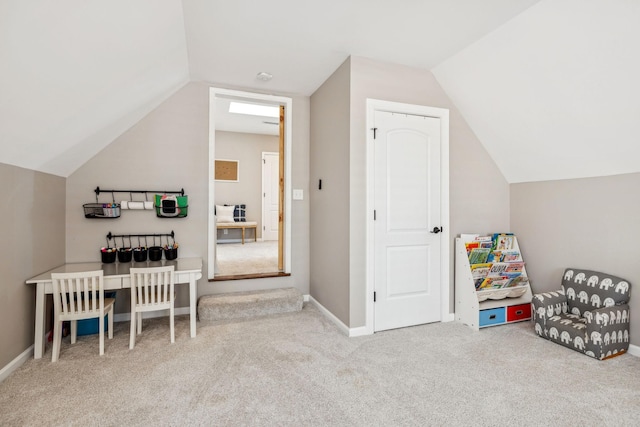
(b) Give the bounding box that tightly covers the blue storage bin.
[76,292,116,336]
[479,307,506,327]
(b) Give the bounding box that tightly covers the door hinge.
[263,159,266,163]
[371,127,378,139]
[373,210,376,220]
[374,291,377,302]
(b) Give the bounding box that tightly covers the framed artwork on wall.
[215,159,239,182]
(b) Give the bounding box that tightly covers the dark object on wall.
[164,247,178,260]
[117,248,132,263]
[133,247,148,262]
[101,248,116,263]
[148,246,163,261]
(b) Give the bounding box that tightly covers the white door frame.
[261,151,279,241]
[208,87,292,278]
[365,98,452,335]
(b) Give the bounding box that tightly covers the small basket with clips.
[84,190,120,218]
[84,203,121,218]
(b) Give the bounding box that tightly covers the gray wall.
[66,82,311,311]
[348,57,510,327]
[511,173,640,348]
[0,163,65,368]
[310,58,352,325]
[309,56,510,328]
[214,131,278,241]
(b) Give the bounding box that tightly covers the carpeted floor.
[216,241,278,276]
[1,304,639,426]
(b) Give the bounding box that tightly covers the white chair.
[129,266,175,349]
[51,270,115,362]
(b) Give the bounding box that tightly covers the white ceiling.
[3,0,639,183]
[182,0,540,96]
[432,0,640,183]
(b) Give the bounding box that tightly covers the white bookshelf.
[455,235,533,331]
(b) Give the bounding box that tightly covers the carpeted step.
[198,287,303,322]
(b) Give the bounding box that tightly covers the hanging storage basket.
[155,194,188,218]
[84,203,121,218]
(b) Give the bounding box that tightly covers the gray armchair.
[532,268,631,360]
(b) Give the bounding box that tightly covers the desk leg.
[34,284,46,359]
[189,273,197,338]
[241,228,245,244]
[254,226,257,242]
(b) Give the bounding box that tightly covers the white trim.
[208,87,293,279]
[308,296,349,335]
[308,295,370,337]
[303,294,310,302]
[261,151,280,242]
[365,98,451,335]
[0,345,33,383]
[628,344,640,358]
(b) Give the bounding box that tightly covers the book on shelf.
[487,250,503,263]
[471,263,492,289]
[506,275,529,288]
[501,250,521,262]
[488,261,525,275]
[491,233,515,250]
[468,248,491,264]
[465,237,492,254]
[479,276,511,289]
[478,274,529,290]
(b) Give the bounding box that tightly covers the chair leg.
[99,313,105,356]
[170,303,175,344]
[52,319,62,363]
[70,320,77,344]
[107,306,114,339]
[137,312,142,335]
[129,310,136,350]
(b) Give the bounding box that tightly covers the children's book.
[488,263,509,276]
[471,263,492,289]
[468,248,491,264]
[501,250,521,262]
[486,251,503,263]
[505,276,529,288]
[479,276,511,289]
[504,262,525,273]
[464,241,480,255]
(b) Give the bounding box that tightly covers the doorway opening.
[208,88,292,281]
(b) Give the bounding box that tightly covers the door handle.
[430,226,443,234]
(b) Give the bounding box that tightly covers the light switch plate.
[293,189,303,200]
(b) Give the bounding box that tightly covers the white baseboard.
[442,312,455,322]
[0,345,33,383]
[308,296,350,336]
[307,296,372,337]
[308,296,456,337]
[216,239,243,244]
[628,344,640,358]
[303,294,310,302]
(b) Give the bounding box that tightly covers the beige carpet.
[2,305,640,426]
[216,241,278,276]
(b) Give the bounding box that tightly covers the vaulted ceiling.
[2,0,638,182]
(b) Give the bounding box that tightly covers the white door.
[374,111,442,332]
[262,152,279,241]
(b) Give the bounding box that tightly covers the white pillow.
[216,205,235,223]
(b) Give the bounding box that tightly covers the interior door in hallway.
[262,152,279,241]
[373,110,442,332]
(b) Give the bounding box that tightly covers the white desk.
[26,257,202,359]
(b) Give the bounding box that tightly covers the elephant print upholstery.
[531,268,631,360]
